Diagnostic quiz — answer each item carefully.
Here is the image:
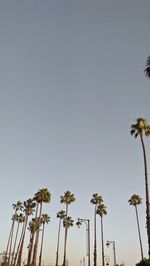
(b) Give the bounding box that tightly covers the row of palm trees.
[2,190,109,266]
[3,189,51,266]
[130,118,150,260]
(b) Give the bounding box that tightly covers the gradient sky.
[0,1,150,266]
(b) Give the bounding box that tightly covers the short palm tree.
[144,56,150,78]
[90,193,103,266]
[60,191,75,266]
[32,188,51,266]
[128,194,144,261]
[55,210,66,266]
[39,214,51,266]
[130,118,150,257]
[96,203,107,266]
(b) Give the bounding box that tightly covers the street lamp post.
[76,218,91,266]
[106,240,117,266]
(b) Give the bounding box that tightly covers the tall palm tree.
[39,214,51,266]
[16,199,36,266]
[144,56,150,78]
[10,213,25,266]
[131,118,150,257]
[90,193,103,266]
[60,191,75,266]
[128,194,144,261]
[96,203,107,266]
[55,210,66,266]
[5,201,23,266]
[32,188,51,266]
[27,218,41,266]
[62,215,74,265]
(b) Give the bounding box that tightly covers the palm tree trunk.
[39,223,45,266]
[13,221,25,266]
[55,219,61,266]
[140,134,150,258]
[27,233,34,266]
[16,215,28,266]
[11,221,20,266]
[94,205,97,266]
[32,203,42,266]
[135,205,144,261]
[8,213,17,266]
[4,223,14,264]
[63,204,68,266]
[100,217,105,266]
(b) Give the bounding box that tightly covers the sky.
[0,1,150,266]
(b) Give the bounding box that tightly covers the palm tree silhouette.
[32,188,51,266]
[96,203,107,266]
[144,56,150,78]
[90,193,103,266]
[16,199,36,266]
[55,210,66,266]
[131,118,150,257]
[60,191,75,266]
[39,214,51,266]
[128,194,144,261]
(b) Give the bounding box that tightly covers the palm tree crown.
[96,204,107,217]
[145,56,150,78]
[128,194,142,206]
[34,188,51,204]
[90,193,103,205]
[60,191,75,206]
[130,118,150,138]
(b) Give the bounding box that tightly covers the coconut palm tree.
[90,193,103,266]
[32,188,51,266]
[128,194,144,261]
[16,199,36,266]
[96,203,107,266]
[55,210,66,266]
[144,56,150,78]
[60,191,75,266]
[39,214,51,266]
[131,118,150,257]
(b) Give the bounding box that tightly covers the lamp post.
[106,240,117,266]
[76,218,90,266]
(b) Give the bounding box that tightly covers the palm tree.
[144,56,150,78]
[55,210,66,266]
[16,199,36,266]
[90,193,103,266]
[128,194,144,261]
[131,118,150,257]
[39,214,51,266]
[60,191,75,266]
[62,215,74,265]
[96,203,107,266]
[27,218,41,266]
[32,188,51,266]
[5,201,23,266]
[10,213,25,266]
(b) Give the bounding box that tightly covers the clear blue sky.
[0,1,150,266]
